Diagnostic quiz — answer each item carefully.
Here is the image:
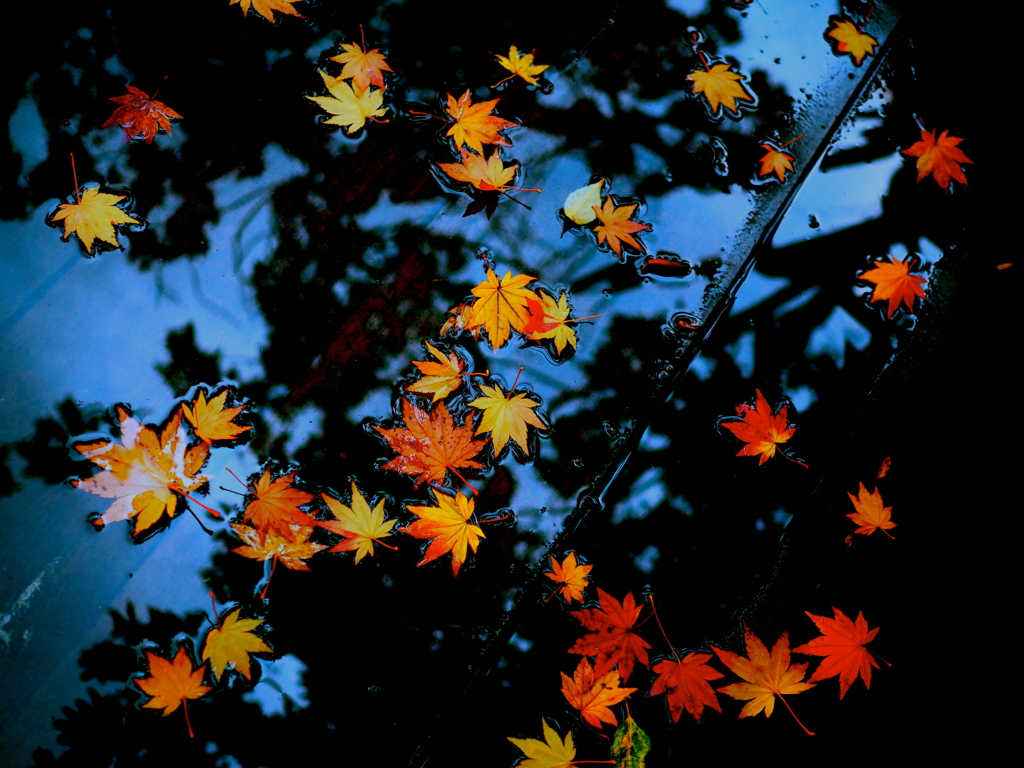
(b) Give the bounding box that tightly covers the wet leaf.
[240,468,317,544]
[508,719,578,768]
[231,523,326,571]
[859,255,927,318]
[686,62,755,119]
[793,607,884,698]
[468,381,548,458]
[846,482,895,538]
[319,481,396,563]
[825,17,878,65]
[201,608,272,681]
[563,179,604,225]
[648,652,723,723]
[402,489,484,577]
[135,645,211,738]
[101,85,182,144]
[544,552,592,604]
[719,389,805,467]
[72,406,208,536]
[901,127,972,191]
[330,40,392,91]
[493,45,549,87]
[712,623,815,733]
[569,589,652,683]
[592,198,651,259]
[373,398,487,488]
[48,186,140,255]
[523,289,577,354]
[611,715,651,768]
[229,0,304,22]
[182,387,250,444]
[465,267,537,349]
[444,90,517,155]
[437,148,517,192]
[307,71,387,134]
[757,144,795,182]
[405,341,466,402]
[561,657,637,729]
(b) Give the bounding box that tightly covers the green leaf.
[611,715,650,768]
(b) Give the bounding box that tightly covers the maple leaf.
[231,523,326,571]
[648,652,724,723]
[307,71,387,134]
[712,623,815,734]
[405,341,466,402]
[563,179,605,225]
[611,716,651,768]
[440,302,478,338]
[592,198,651,260]
[72,406,209,537]
[902,127,973,191]
[444,90,517,156]
[544,552,592,604]
[757,144,795,182]
[468,381,549,458]
[826,17,878,66]
[437,147,518,192]
[402,489,484,577]
[719,389,805,466]
[229,0,304,22]
[561,657,637,729]
[569,589,652,682]
[493,45,550,87]
[846,481,896,538]
[135,645,211,738]
[373,398,487,488]
[101,85,182,144]
[48,186,141,255]
[319,482,396,563]
[239,468,317,543]
[686,62,755,119]
[330,41,393,91]
[522,290,577,354]
[507,719,578,768]
[201,608,272,680]
[182,387,251,444]
[466,267,537,349]
[793,607,885,698]
[860,255,927,318]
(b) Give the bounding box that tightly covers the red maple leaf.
[648,652,723,723]
[901,126,972,192]
[793,607,888,698]
[101,85,182,144]
[719,389,806,467]
[568,589,652,682]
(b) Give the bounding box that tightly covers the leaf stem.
[225,467,252,493]
[777,693,814,735]
[778,133,804,150]
[647,595,682,665]
[170,485,222,518]
[208,590,221,629]
[69,152,80,204]
[447,465,478,496]
[562,314,602,325]
[777,450,809,468]
[691,33,710,71]
[260,555,278,600]
[183,505,215,536]
[182,698,195,739]
[406,109,450,123]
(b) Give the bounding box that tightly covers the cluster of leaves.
[560,178,653,261]
[307,27,393,135]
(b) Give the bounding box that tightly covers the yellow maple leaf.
[468,381,549,458]
[72,406,209,536]
[231,523,326,571]
[48,186,140,255]
[182,387,251,444]
[466,267,537,349]
[307,71,387,135]
[507,719,577,768]
[687,62,755,119]
[846,482,896,538]
[402,489,484,577]
[444,90,517,156]
[592,198,651,259]
[405,341,466,402]
[522,289,577,354]
[330,41,393,91]
[561,657,636,729]
[436,147,519,192]
[544,551,592,604]
[562,179,605,226]
[493,45,550,87]
[229,0,304,23]
[319,482,396,563]
[826,17,878,66]
[201,608,272,680]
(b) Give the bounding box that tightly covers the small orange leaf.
[402,489,484,577]
[182,387,251,444]
[561,657,636,729]
[330,40,393,91]
[902,127,973,192]
[592,198,651,259]
[444,90,517,156]
[757,143,795,182]
[437,148,518,192]
[544,552,592,604]
[405,341,466,402]
[135,645,211,738]
[859,255,926,318]
[101,85,182,144]
[687,62,755,119]
[229,0,304,22]
[825,17,878,65]
[846,482,895,538]
[240,469,317,543]
[493,46,549,87]
[719,389,805,467]
[793,607,887,698]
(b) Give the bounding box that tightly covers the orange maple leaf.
[373,398,487,488]
[239,468,317,543]
[719,389,805,467]
[466,267,537,350]
[444,90,517,156]
[182,387,251,444]
[468,381,549,459]
[592,198,651,260]
[544,551,592,604]
[492,46,549,87]
[561,657,637,729]
[846,482,896,538]
[229,0,304,22]
[231,522,326,571]
[135,645,211,738]
[687,62,755,119]
[402,489,484,576]
[901,127,973,191]
[72,405,209,537]
[404,341,467,402]
[569,589,652,682]
[712,623,815,735]
[648,652,724,723]
[437,147,519,192]
[101,85,182,144]
[756,137,802,182]
[793,607,887,698]
[860,254,927,318]
[330,40,393,91]
[826,17,878,66]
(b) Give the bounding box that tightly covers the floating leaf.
[307,71,387,134]
[201,608,272,681]
[402,489,484,577]
[561,657,636,729]
[859,254,927,318]
[901,127,972,192]
[825,17,878,65]
[493,46,549,87]
[793,607,886,698]
[846,482,896,538]
[101,85,182,144]
[48,186,140,255]
[319,481,396,563]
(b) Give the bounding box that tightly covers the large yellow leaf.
[49,187,140,255]
[465,267,536,349]
[320,482,396,563]
[307,71,387,134]
[201,608,272,680]
[468,382,548,458]
[686,62,755,119]
[405,341,466,402]
[402,489,484,577]
[507,719,577,768]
